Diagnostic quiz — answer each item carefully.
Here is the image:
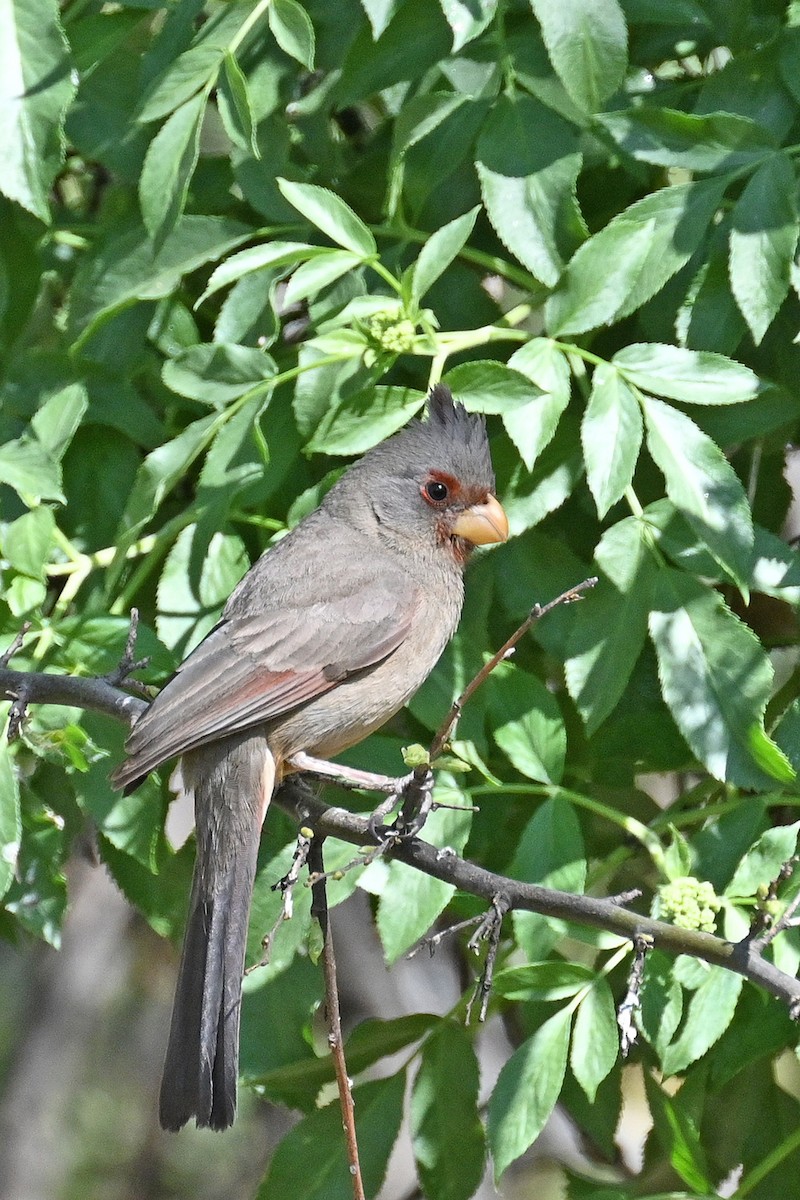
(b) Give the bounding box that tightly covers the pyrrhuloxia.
[112,384,508,1131]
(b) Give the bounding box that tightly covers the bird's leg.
[393,766,435,838]
[288,751,404,794]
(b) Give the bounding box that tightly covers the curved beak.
[451,493,509,546]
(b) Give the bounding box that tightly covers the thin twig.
[428,577,597,761]
[309,838,365,1200]
[617,932,653,1057]
[0,623,31,669]
[245,826,314,974]
[465,893,510,1024]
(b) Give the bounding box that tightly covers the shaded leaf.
[730,153,799,345]
[530,0,627,114]
[411,1022,485,1200]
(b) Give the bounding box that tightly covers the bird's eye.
[424,480,449,503]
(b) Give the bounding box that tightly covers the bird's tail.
[159,731,275,1132]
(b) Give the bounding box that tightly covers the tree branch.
[4,628,800,1018]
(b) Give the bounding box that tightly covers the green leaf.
[0,0,75,221]
[67,216,251,342]
[727,822,800,898]
[581,364,642,517]
[2,507,56,579]
[598,108,777,172]
[510,795,586,894]
[614,343,759,405]
[361,0,402,39]
[439,0,496,51]
[503,338,572,468]
[501,413,584,535]
[730,153,799,345]
[488,1007,571,1178]
[307,385,424,456]
[649,570,792,789]
[257,1073,405,1200]
[639,951,684,1059]
[337,2,452,107]
[642,396,753,588]
[31,383,89,459]
[269,0,315,69]
[218,53,259,157]
[0,438,64,503]
[546,179,724,335]
[565,517,658,734]
[489,666,567,784]
[530,0,627,114]
[157,525,250,654]
[493,962,594,1002]
[411,1022,485,1200]
[0,722,21,901]
[444,360,540,413]
[162,342,276,406]
[253,1014,439,1109]
[571,979,618,1102]
[140,92,205,245]
[284,249,365,306]
[375,782,472,962]
[475,93,582,286]
[410,207,479,305]
[137,43,223,123]
[198,242,319,304]
[644,1073,713,1193]
[277,179,376,258]
[660,966,743,1076]
[116,412,218,542]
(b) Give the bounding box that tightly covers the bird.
[111,383,508,1131]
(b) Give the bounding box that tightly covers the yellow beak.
[451,493,509,546]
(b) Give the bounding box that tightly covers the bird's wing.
[113,567,418,790]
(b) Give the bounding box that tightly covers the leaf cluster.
[4,0,800,1196]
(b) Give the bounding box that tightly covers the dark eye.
[424,480,449,503]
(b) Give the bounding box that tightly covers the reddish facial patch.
[420,469,461,509]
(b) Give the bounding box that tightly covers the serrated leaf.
[307,385,424,456]
[730,153,799,345]
[489,666,566,784]
[269,0,315,69]
[494,962,594,1002]
[0,438,64,503]
[162,342,276,405]
[581,364,642,516]
[137,42,223,124]
[411,1023,485,1200]
[410,207,479,305]
[0,0,75,221]
[68,216,251,342]
[571,979,618,1102]
[530,0,627,114]
[2,507,56,579]
[257,1073,405,1200]
[643,1073,713,1192]
[277,178,376,258]
[218,53,259,157]
[476,93,582,286]
[510,795,586,894]
[488,1007,571,1179]
[660,966,743,1076]
[284,249,364,306]
[642,397,753,587]
[546,180,724,335]
[727,822,800,898]
[503,339,572,468]
[614,343,759,405]
[439,0,496,52]
[598,108,777,172]
[198,241,318,305]
[140,92,205,245]
[444,360,540,413]
[31,383,89,459]
[565,517,658,734]
[649,570,791,789]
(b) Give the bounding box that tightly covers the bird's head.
[327,384,508,565]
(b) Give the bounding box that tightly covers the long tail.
[159,731,275,1132]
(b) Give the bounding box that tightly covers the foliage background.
[4,0,800,1196]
